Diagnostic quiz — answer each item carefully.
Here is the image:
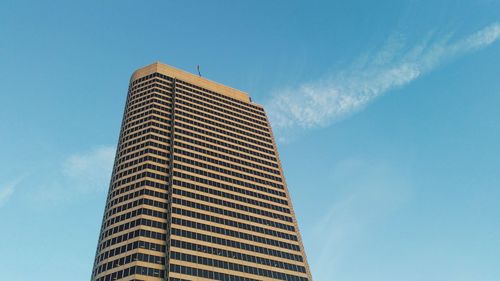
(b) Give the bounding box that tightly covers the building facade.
[91,62,312,281]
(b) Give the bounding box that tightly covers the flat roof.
[131,62,251,103]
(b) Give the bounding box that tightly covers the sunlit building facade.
[91,62,312,281]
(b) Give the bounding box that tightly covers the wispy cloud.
[0,179,22,207]
[62,146,115,192]
[30,146,115,204]
[267,23,500,133]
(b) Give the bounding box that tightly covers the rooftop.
[131,62,251,103]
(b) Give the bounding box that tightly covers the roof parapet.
[131,62,251,103]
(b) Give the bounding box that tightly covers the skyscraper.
[91,62,312,281]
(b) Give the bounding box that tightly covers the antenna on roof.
[197,65,202,77]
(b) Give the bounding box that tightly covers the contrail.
[266,23,500,134]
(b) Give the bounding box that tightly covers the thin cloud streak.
[267,23,500,132]
[0,147,114,207]
[62,146,115,192]
[30,146,116,204]
[0,179,22,207]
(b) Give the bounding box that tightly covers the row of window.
[112,162,167,183]
[174,109,274,149]
[127,91,171,113]
[125,89,173,111]
[132,80,172,98]
[108,182,167,210]
[172,207,297,242]
[123,111,171,136]
[130,74,171,89]
[169,263,256,281]
[95,252,164,276]
[175,90,268,128]
[104,207,167,229]
[171,217,300,251]
[108,180,167,202]
[106,196,167,221]
[122,114,171,134]
[175,134,278,169]
[128,87,173,111]
[175,101,270,137]
[121,121,171,142]
[95,265,164,281]
[171,228,303,262]
[129,80,171,102]
[173,163,286,198]
[99,228,166,252]
[172,184,292,222]
[175,78,265,116]
[172,196,294,231]
[142,72,263,118]
[119,127,171,147]
[176,120,275,156]
[171,251,308,281]
[118,137,171,161]
[119,133,170,155]
[130,73,159,87]
[118,138,169,159]
[174,154,284,190]
[115,155,167,173]
[114,154,168,176]
[122,97,172,124]
[175,106,272,143]
[96,240,165,267]
[171,239,305,273]
[124,97,171,121]
[127,89,172,109]
[176,85,266,122]
[174,140,280,175]
[125,96,171,118]
[119,126,170,148]
[118,139,170,162]
[175,126,276,163]
[175,97,269,134]
[111,171,168,191]
[115,147,170,169]
[131,74,172,87]
[175,114,274,152]
[101,218,167,241]
[112,167,168,189]
[124,105,171,127]
[122,106,170,131]
[125,89,172,112]
[173,172,289,207]
[174,147,280,182]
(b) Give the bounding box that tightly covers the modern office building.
[91,62,312,281]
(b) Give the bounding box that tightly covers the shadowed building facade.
[91,62,312,281]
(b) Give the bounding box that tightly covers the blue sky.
[1,1,499,280]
